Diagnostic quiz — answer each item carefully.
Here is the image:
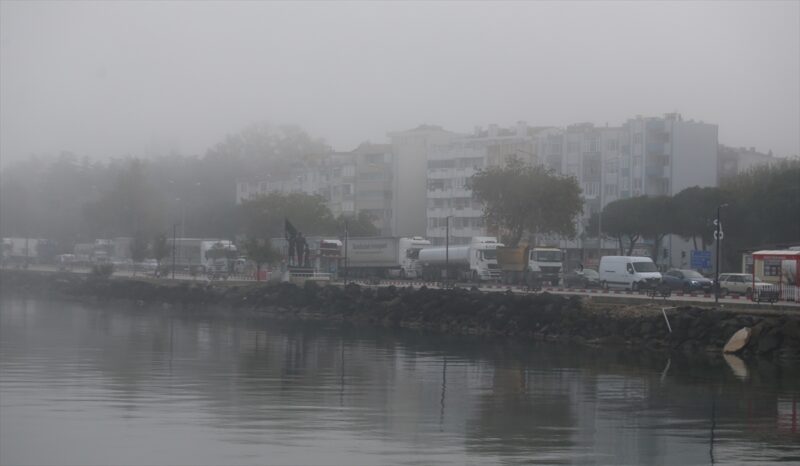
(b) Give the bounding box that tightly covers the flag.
[285,218,297,239]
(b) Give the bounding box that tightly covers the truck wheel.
[471,270,478,282]
[632,282,639,292]
[400,269,406,279]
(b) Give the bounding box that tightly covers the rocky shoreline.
[2,269,799,360]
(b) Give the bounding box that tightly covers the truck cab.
[397,236,431,279]
[528,247,563,286]
[470,237,502,281]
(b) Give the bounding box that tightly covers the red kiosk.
[750,250,800,301]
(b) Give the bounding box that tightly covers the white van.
[598,256,662,291]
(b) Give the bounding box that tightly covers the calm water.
[0,297,798,465]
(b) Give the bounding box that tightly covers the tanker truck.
[418,236,502,282]
[496,245,564,286]
[344,236,431,279]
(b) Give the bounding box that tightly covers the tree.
[597,196,650,256]
[335,211,380,237]
[672,186,724,251]
[640,196,675,264]
[129,231,149,276]
[719,159,800,270]
[469,158,583,247]
[240,192,337,238]
[241,237,280,281]
[152,233,170,274]
[83,159,166,237]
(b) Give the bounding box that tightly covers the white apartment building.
[426,122,537,245]
[235,143,394,235]
[718,145,776,181]
[325,143,394,234]
[542,113,719,268]
[389,125,455,237]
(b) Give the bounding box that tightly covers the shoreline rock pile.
[2,270,798,359]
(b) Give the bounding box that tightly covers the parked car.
[598,256,662,291]
[662,269,714,293]
[563,268,600,288]
[716,273,771,298]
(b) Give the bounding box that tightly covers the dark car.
[563,268,600,288]
[661,269,713,293]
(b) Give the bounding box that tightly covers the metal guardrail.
[289,271,332,280]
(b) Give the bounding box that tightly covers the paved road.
[6,264,798,309]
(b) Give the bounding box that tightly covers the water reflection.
[0,297,797,465]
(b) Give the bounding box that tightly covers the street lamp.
[171,223,178,280]
[714,203,728,305]
[343,219,349,285]
[445,216,451,289]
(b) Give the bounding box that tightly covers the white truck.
[201,240,237,279]
[528,247,564,286]
[418,236,502,282]
[345,236,431,279]
[496,245,564,286]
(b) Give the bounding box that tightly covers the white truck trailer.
[344,236,431,279]
[418,236,502,282]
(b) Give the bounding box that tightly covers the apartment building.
[425,122,538,245]
[389,125,455,237]
[325,143,394,234]
[718,145,776,181]
[235,143,394,235]
[542,114,718,268]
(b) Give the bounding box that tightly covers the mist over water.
[1,297,797,465]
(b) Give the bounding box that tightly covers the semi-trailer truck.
[344,236,431,279]
[418,236,502,282]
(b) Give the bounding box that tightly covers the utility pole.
[344,219,349,285]
[172,223,177,280]
[445,216,450,289]
[597,207,602,268]
[713,204,727,305]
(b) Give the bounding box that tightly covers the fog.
[1,1,798,163]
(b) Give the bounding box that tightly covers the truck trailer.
[344,236,431,279]
[418,236,502,282]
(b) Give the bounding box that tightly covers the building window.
[764,259,782,277]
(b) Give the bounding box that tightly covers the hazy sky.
[1,1,798,164]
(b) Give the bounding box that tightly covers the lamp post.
[445,216,450,289]
[713,204,728,304]
[343,219,349,285]
[171,223,178,280]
